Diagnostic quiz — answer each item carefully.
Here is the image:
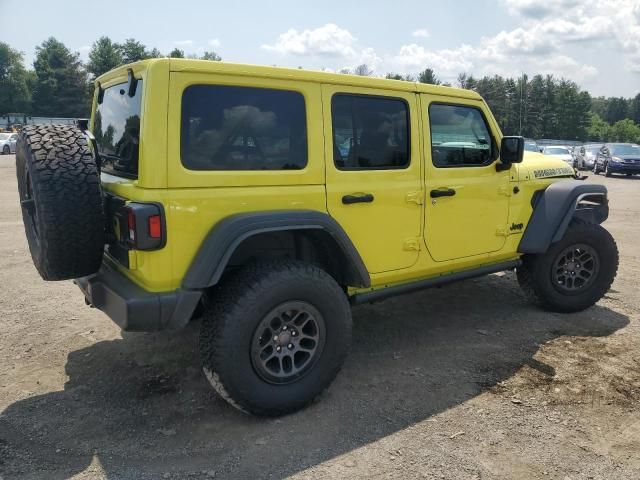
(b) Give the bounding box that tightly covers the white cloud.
[393,43,474,75]
[391,23,599,82]
[173,40,194,46]
[261,23,356,57]
[502,0,582,18]
[208,38,221,48]
[412,29,430,38]
[502,0,639,74]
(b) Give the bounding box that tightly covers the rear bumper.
[76,263,202,332]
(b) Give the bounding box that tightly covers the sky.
[1,0,639,98]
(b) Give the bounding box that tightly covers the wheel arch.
[518,181,609,255]
[181,210,370,290]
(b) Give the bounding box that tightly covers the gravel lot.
[0,153,639,480]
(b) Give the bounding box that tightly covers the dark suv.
[593,143,640,177]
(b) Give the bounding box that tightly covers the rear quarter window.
[180,85,308,171]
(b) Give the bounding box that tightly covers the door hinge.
[403,238,421,251]
[405,191,423,205]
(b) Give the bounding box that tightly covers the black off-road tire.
[604,162,612,177]
[593,163,599,175]
[200,260,352,416]
[16,125,104,280]
[2,145,9,155]
[517,222,618,313]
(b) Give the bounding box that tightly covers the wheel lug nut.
[276,346,281,352]
[283,326,288,330]
[291,331,296,336]
[273,335,278,341]
[288,343,294,349]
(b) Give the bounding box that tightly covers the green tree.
[587,113,610,141]
[201,51,222,61]
[0,42,31,113]
[353,64,372,76]
[456,72,477,90]
[32,37,89,117]
[169,48,185,58]
[385,73,413,81]
[86,36,122,79]
[120,38,148,64]
[609,119,640,143]
[417,68,440,85]
[604,97,628,124]
[629,93,640,124]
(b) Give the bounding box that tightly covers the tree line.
[0,37,221,118]
[1,39,639,143]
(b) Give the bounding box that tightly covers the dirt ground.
[0,153,638,480]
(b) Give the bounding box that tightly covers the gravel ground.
[0,153,638,480]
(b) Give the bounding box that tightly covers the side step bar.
[350,259,522,305]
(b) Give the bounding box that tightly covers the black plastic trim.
[518,181,608,254]
[351,260,521,305]
[182,210,371,289]
[76,262,202,332]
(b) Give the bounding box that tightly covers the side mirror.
[500,136,524,164]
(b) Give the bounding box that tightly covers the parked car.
[579,143,604,171]
[542,146,573,165]
[593,143,640,177]
[0,132,18,154]
[524,139,541,153]
[15,59,617,416]
[569,145,585,169]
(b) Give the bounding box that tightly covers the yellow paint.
[91,59,576,294]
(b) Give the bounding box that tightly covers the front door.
[421,98,511,262]
[323,85,423,274]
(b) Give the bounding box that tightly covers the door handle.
[342,193,374,205]
[430,188,456,198]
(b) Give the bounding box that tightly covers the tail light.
[117,202,166,251]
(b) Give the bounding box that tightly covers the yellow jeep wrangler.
[16,59,618,416]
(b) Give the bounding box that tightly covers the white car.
[542,146,573,165]
[0,132,18,154]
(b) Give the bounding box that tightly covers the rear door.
[421,97,511,262]
[322,85,423,273]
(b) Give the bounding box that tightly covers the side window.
[181,85,308,171]
[331,94,409,170]
[429,104,494,168]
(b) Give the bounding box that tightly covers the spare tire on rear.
[16,124,105,281]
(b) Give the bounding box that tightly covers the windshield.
[544,147,569,155]
[93,80,143,178]
[524,142,539,152]
[0,133,10,140]
[611,144,640,156]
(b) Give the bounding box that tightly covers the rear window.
[93,81,143,178]
[181,85,308,171]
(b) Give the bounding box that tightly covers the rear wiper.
[127,69,138,97]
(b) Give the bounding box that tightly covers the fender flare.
[518,180,609,254]
[181,210,370,289]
